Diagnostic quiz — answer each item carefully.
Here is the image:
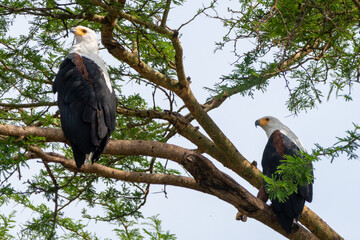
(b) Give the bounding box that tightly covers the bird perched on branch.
[53,26,117,169]
[255,116,313,233]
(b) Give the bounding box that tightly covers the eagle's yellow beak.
[255,117,270,127]
[70,27,88,36]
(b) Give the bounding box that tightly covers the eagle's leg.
[257,185,269,203]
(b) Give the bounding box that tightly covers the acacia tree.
[0,0,358,239]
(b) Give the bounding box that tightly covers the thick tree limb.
[100,11,263,190]
[117,106,226,164]
[27,145,203,192]
[0,123,341,239]
[0,124,65,142]
[27,144,315,240]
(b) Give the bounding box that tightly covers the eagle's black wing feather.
[53,53,116,168]
[262,130,313,233]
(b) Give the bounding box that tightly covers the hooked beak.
[255,120,260,127]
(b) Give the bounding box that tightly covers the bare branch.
[27,145,205,193]
[42,160,59,239]
[171,31,188,88]
[177,1,218,31]
[118,11,174,36]
[160,0,171,28]
[0,102,57,109]
[0,4,105,23]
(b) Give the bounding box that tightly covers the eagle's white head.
[68,26,112,92]
[255,116,305,151]
[70,26,99,55]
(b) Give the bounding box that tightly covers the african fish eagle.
[53,26,117,169]
[255,116,313,233]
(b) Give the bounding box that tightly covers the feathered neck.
[259,116,306,151]
[70,40,99,56]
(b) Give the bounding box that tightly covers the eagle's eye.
[82,29,87,33]
[265,118,269,121]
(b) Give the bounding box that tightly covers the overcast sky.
[5,1,360,239]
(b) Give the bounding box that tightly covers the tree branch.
[28,145,203,192]
[160,0,171,28]
[118,11,174,36]
[0,4,105,23]
[117,106,226,163]
[0,124,66,143]
[171,31,188,88]
[0,102,57,109]
[203,40,321,114]
[0,123,341,239]
[100,9,261,195]
[101,11,264,191]
[101,16,180,92]
[27,145,315,239]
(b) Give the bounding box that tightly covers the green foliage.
[0,136,30,177]
[115,220,145,240]
[263,151,315,203]
[313,123,360,161]
[142,215,176,240]
[116,94,167,142]
[207,47,275,99]
[264,122,360,201]
[113,215,176,240]
[0,211,16,240]
[0,1,182,238]
[212,0,360,113]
